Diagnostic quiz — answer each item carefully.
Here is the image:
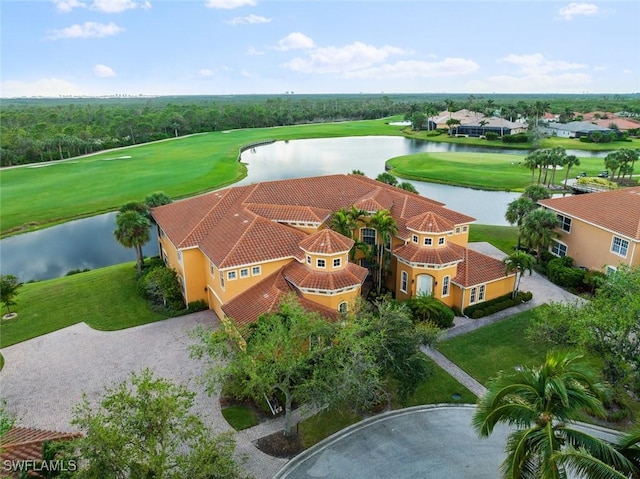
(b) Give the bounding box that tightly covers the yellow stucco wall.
[459,276,515,311]
[299,287,361,313]
[394,261,459,305]
[302,252,350,272]
[551,217,639,271]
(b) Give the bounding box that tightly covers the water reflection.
[1,136,600,282]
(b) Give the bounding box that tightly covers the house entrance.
[416,274,434,296]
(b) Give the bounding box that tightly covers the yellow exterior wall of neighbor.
[552,217,639,271]
[182,248,207,304]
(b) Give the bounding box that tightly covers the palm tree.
[502,250,535,298]
[505,197,537,250]
[473,352,622,479]
[368,209,397,294]
[520,208,559,262]
[563,155,580,188]
[329,208,356,238]
[522,184,551,202]
[114,210,151,274]
[446,118,461,135]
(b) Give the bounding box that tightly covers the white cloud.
[558,2,599,20]
[594,65,607,71]
[246,46,263,56]
[198,69,213,77]
[52,0,86,12]
[205,0,255,9]
[497,53,586,75]
[94,64,116,77]
[1,78,83,98]
[283,41,406,74]
[48,21,123,39]
[90,0,150,13]
[227,14,271,25]
[345,58,479,79]
[277,32,315,51]
[240,70,251,77]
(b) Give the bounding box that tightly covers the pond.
[1,136,602,282]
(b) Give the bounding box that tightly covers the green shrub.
[485,132,499,141]
[547,257,585,289]
[187,300,208,313]
[463,291,532,319]
[407,295,454,328]
[502,132,528,144]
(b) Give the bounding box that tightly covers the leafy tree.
[398,181,418,193]
[0,274,22,315]
[351,169,365,176]
[113,210,151,275]
[375,172,398,186]
[139,266,184,310]
[505,196,537,250]
[502,250,535,299]
[472,352,625,479]
[368,209,398,294]
[410,111,426,130]
[522,184,551,202]
[445,117,461,135]
[520,208,559,262]
[72,368,247,479]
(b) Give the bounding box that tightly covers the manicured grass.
[299,408,363,449]
[437,309,547,385]
[386,151,607,191]
[540,137,640,151]
[0,262,169,348]
[1,119,406,237]
[469,224,518,254]
[221,405,259,431]
[403,359,477,406]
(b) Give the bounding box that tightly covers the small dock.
[571,182,615,194]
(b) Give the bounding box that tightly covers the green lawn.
[221,405,259,431]
[386,151,607,191]
[0,119,405,237]
[469,224,518,254]
[0,262,169,348]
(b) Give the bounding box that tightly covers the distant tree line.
[2,93,639,167]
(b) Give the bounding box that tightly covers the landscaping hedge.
[463,291,533,319]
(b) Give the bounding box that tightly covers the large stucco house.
[152,174,515,327]
[538,186,640,273]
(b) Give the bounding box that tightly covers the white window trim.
[551,239,568,257]
[469,287,477,304]
[400,271,408,293]
[338,301,348,314]
[424,237,433,246]
[177,250,183,264]
[306,255,311,264]
[252,265,262,276]
[478,284,486,302]
[240,268,249,278]
[611,236,629,258]
[317,258,326,269]
[438,237,445,245]
[361,227,377,246]
[210,262,215,277]
[333,258,341,268]
[557,214,572,233]
[442,275,450,297]
[412,234,418,243]
[227,271,237,281]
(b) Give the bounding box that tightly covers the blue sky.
[1,0,639,97]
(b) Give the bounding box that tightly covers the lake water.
[1,136,602,282]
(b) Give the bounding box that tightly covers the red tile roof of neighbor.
[452,245,514,287]
[0,427,81,477]
[539,187,640,240]
[591,118,640,130]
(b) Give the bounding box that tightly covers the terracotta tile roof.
[245,203,331,223]
[0,427,81,477]
[538,187,640,240]
[284,261,368,290]
[221,268,339,326]
[451,245,513,287]
[406,211,455,233]
[393,243,464,265]
[591,118,640,130]
[298,229,354,254]
[353,187,394,212]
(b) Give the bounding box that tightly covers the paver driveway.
[0,311,287,479]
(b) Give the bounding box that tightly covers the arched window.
[361,228,376,245]
[338,302,348,314]
[442,275,450,296]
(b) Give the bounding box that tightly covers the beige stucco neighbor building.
[151,174,515,327]
[538,186,640,273]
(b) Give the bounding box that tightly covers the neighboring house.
[0,427,80,478]
[152,174,515,327]
[591,118,640,131]
[538,187,640,273]
[540,121,616,139]
[455,117,528,137]
[431,109,484,129]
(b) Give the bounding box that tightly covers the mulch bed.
[255,430,304,458]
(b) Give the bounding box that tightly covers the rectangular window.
[177,250,183,263]
[455,227,460,234]
[412,234,418,243]
[317,259,326,268]
[220,275,225,289]
[551,240,567,257]
[479,285,486,301]
[438,237,445,245]
[462,226,468,232]
[227,271,237,280]
[611,237,629,257]
[605,265,617,276]
[240,268,249,278]
[306,255,311,264]
[424,237,432,246]
[210,262,215,277]
[252,266,261,276]
[333,258,341,268]
[470,287,477,304]
[362,228,376,245]
[557,214,572,233]
[442,276,450,296]
[400,271,408,293]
